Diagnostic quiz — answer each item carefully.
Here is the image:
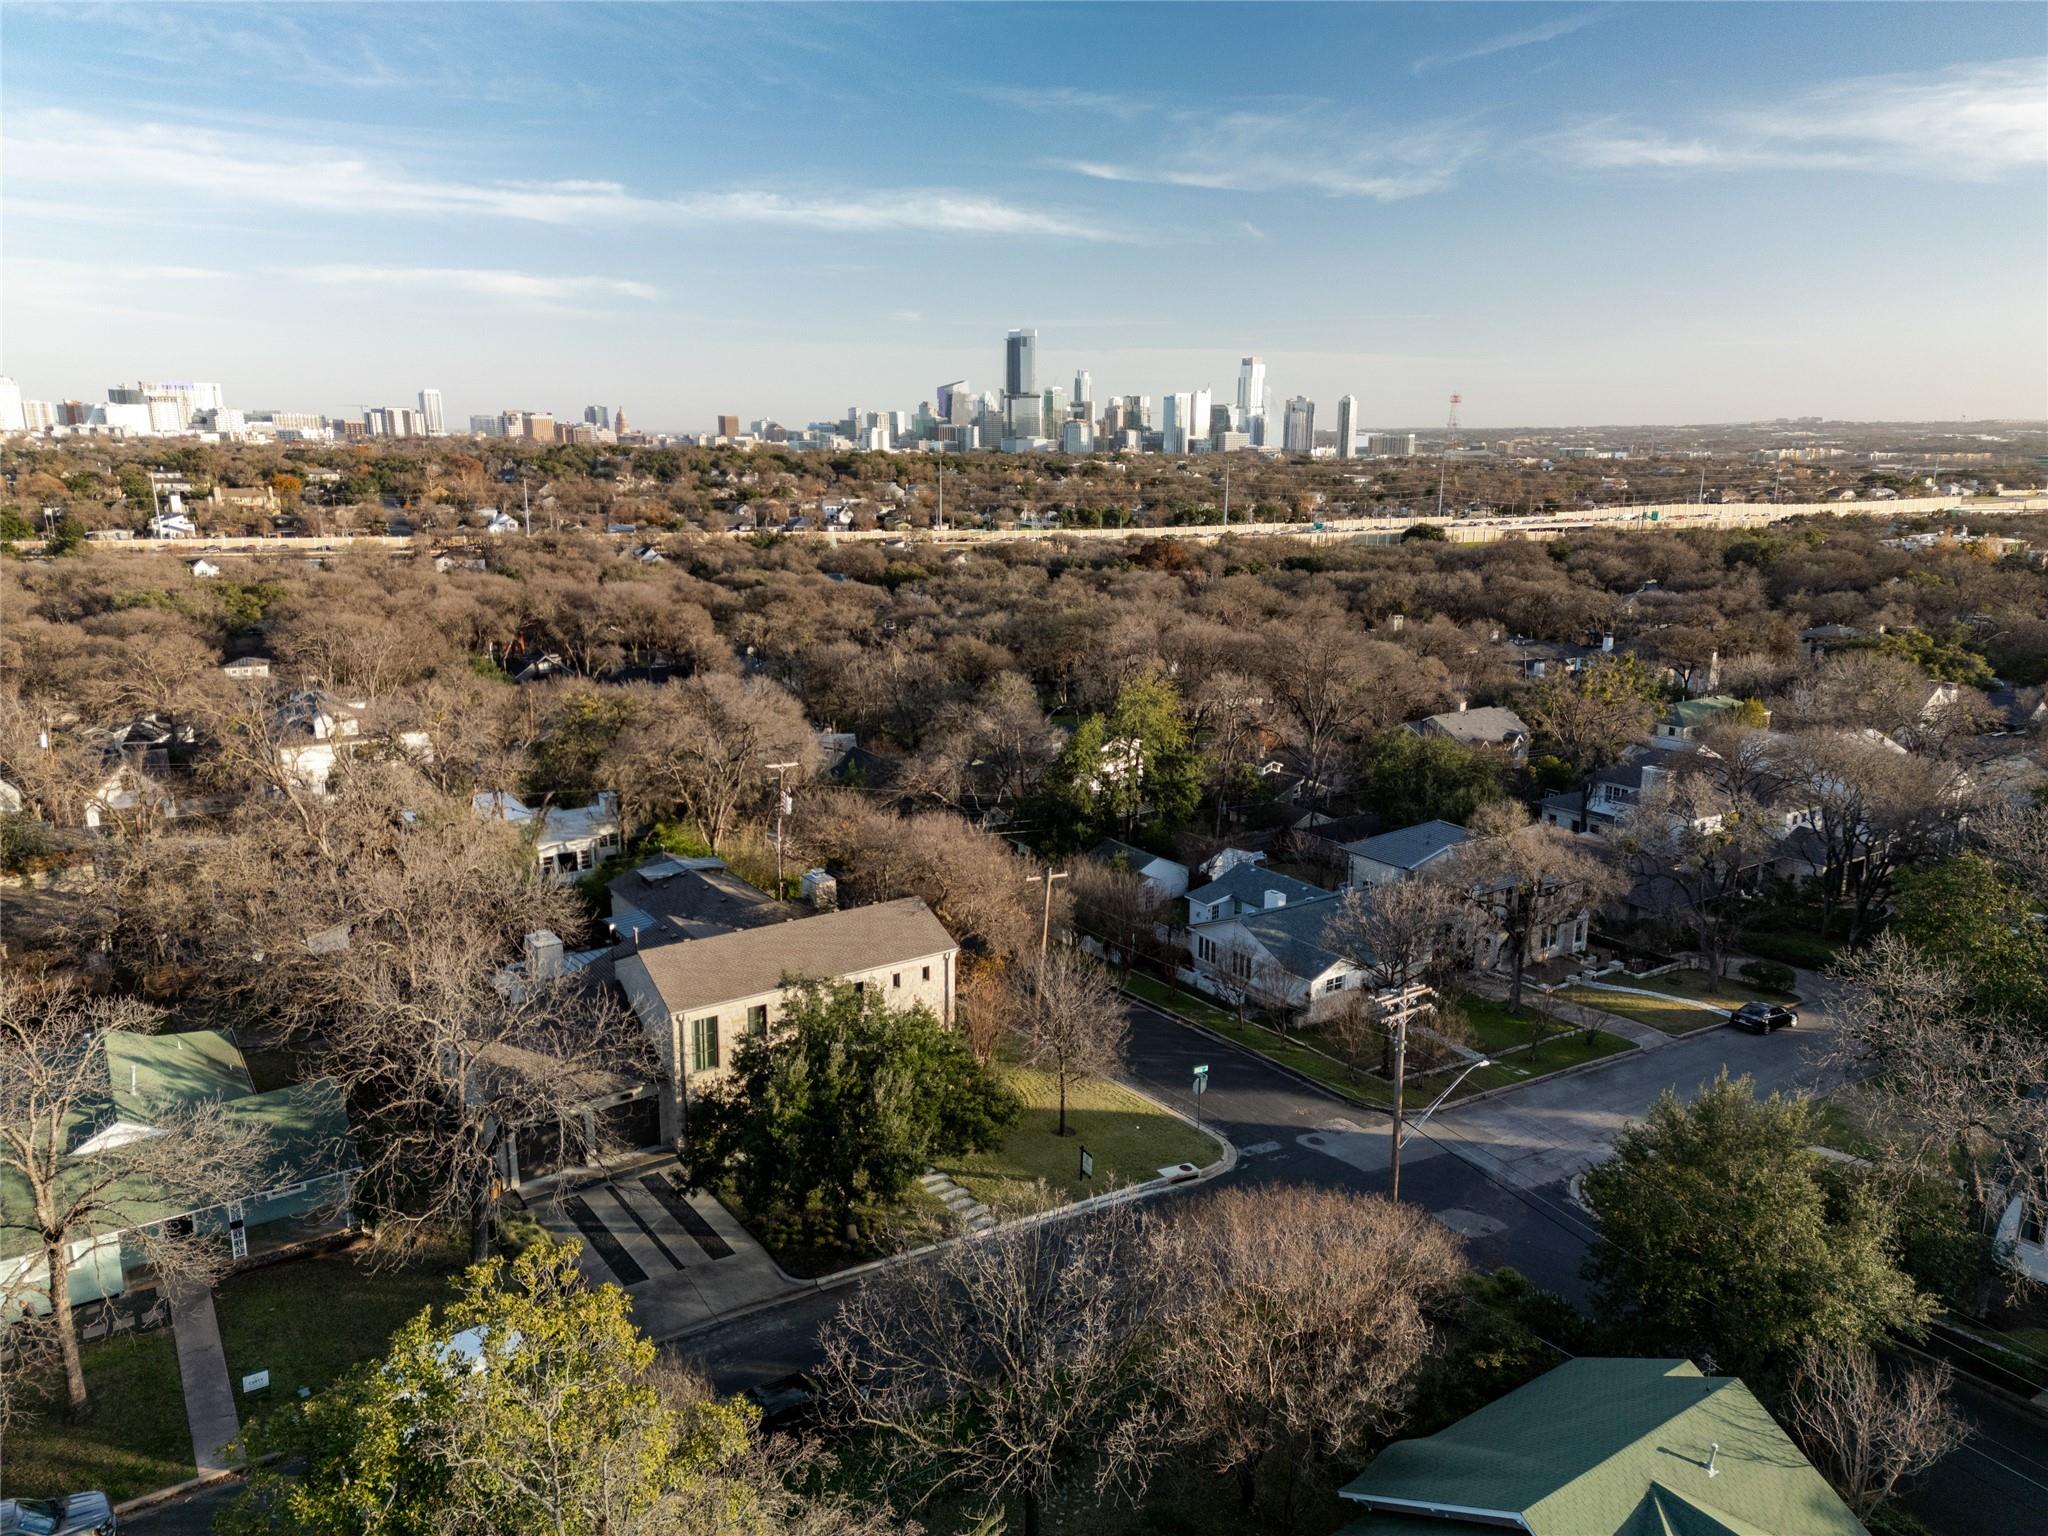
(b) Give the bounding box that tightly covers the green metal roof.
[1339,1358,1868,1536]
[1665,697,1744,730]
[105,1029,255,1119]
[1,1032,357,1263]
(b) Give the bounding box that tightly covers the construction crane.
[1434,392,1462,518]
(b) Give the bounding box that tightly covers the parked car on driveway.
[1730,1001,1797,1034]
[1,1493,118,1534]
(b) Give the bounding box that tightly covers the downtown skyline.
[4,3,2044,429]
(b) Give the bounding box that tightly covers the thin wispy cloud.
[970,83,1152,120]
[1061,109,1485,201]
[1411,10,1605,76]
[4,108,1124,241]
[1555,57,2047,180]
[299,266,661,304]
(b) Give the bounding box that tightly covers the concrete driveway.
[525,1158,803,1341]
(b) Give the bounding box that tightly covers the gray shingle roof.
[1410,706,1530,747]
[619,897,956,1017]
[1343,820,1471,870]
[1186,864,1331,910]
[1235,896,1348,981]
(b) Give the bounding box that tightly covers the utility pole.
[1025,867,1069,976]
[1221,459,1230,526]
[767,760,798,895]
[1389,1011,1407,1202]
[935,461,944,533]
[521,474,531,536]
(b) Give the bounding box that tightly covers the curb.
[115,1468,243,1517]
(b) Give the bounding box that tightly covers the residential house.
[1087,838,1189,902]
[1183,862,1330,927]
[607,856,801,944]
[1405,704,1530,764]
[1336,1357,1867,1536]
[1653,695,1760,747]
[1344,820,1471,887]
[273,691,433,792]
[472,791,623,883]
[1539,748,1689,836]
[614,895,959,1142]
[483,511,521,534]
[0,1030,359,1317]
[221,655,272,683]
[187,557,221,579]
[148,512,197,538]
[212,484,280,516]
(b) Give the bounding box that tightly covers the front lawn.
[1123,973,1633,1110]
[0,1327,194,1505]
[215,1238,468,1409]
[1632,970,1802,1008]
[1553,983,1727,1034]
[941,1062,1222,1215]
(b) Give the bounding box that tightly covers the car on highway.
[1730,1001,1797,1034]
[1,1493,119,1534]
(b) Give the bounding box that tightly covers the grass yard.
[214,1238,468,1410]
[1552,983,1728,1034]
[0,1326,194,1505]
[1122,973,1633,1110]
[940,1062,1222,1215]
[1634,970,1802,1008]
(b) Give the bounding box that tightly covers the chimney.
[524,929,563,981]
[1263,889,1286,910]
[1455,697,1468,713]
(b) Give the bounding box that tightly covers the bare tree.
[1975,801,2048,906]
[1139,1186,1466,1527]
[1070,858,1162,975]
[1319,875,1460,1005]
[1457,802,1617,1014]
[1021,947,1128,1137]
[0,980,268,1420]
[1827,936,2048,1243]
[1782,731,1965,941]
[1520,656,1660,828]
[1789,1344,1967,1520]
[1612,778,1777,980]
[616,674,815,850]
[818,1204,1151,1536]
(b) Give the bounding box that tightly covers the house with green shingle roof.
[2,1029,360,1315]
[1337,1358,1867,1536]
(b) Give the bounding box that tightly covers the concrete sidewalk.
[168,1285,239,1474]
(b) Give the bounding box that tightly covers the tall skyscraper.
[716,415,740,437]
[1336,396,1359,460]
[1005,328,1037,398]
[584,405,612,430]
[937,381,968,424]
[1042,386,1067,426]
[1283,396,1316,454]
[1236,357,1266,437]
[1162,392,1193,454]
[418,388,446,435]
[1073,370,1091,411]
[1189,388,1213,451]
[0,377,24,434]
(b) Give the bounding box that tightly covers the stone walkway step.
[922,1167,995,1234]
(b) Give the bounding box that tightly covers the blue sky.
[5,2,2044,430]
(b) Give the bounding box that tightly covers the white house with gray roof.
[1344,820,1472,887]
[1406,704,1530,764]
[1184,863,1331,926]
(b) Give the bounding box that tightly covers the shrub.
[1739,959,1797,993]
